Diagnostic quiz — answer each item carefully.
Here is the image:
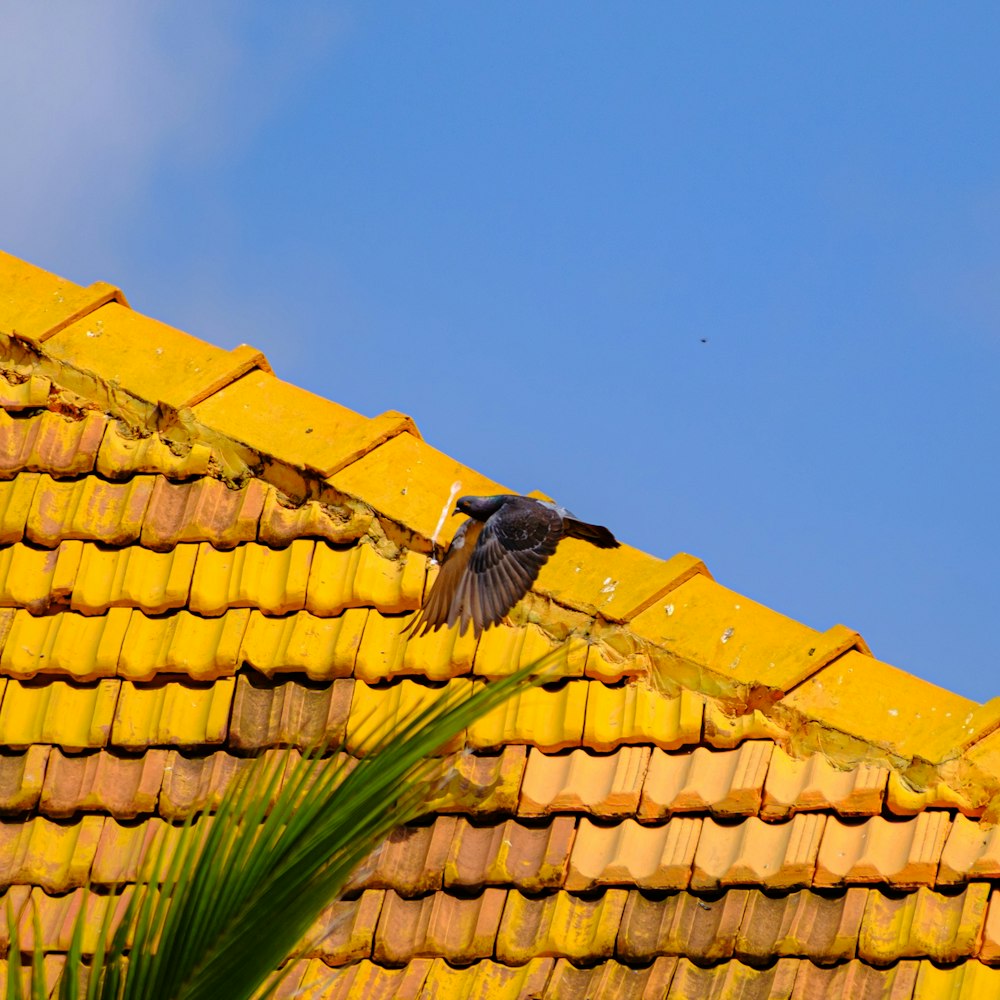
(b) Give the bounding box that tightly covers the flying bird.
[406,494,620,639]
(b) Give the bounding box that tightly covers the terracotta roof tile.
[544,957,678,1000]
[228,673,352,751]
[1,607,130,680]
[0,677,118,750]
[582,683,704,752]
[567,817,702,890]
[638,742,772,820]
[308,890,385,965]
[691,815,825,890]
[0,409,106,478]
[938,814,1000,884]
[0,745,49,813]
[39,748,166,819]
[582,639,650,683]
[90,816,191,886]
[0,955,67,998]
[466,680,588,752]
[158,748,251,821]
[443,816,575,892]
[702,701,789,747]
[241,608,366,680]
[0,815,104,890]
[815,813,952,888]
[26,474,153,547]
[257,487,373,547]
[981,892,1000,964]
[519,746,650,817]
[431,746,528,815]
[618,888,749,963]
[0,474,40,543]
[859,883,989,965]
[350,817,455,895]
[111,678,234,748]
[735,887,868,964]
[95,421,213,480]
[140,477,266,550]
[0,372,50,409]
[372,888,506,965]
[761,744,888,819]
[792,959,919,999]
[272,958,434,1000]
[495,888,628,964]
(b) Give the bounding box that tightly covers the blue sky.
[4,4,999,700]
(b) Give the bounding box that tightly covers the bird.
[406,494,620,639]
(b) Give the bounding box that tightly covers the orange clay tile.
[618,888,749,963]
[241,608,366,680]
[815,813,952,887]
[372,888,507,965]
[691,814,826,890]
[258,486,373,547]
[95,421,213,480]
[347,677,469,755]
[914,961,1000,998]
[702,700,789,747]
[784,650,1000,763]
[0,677,119,750]
[0,408,106,477]
[0,249,123,344]
[90,816,192,886]
[543,958,677,1000]
[534,545,710,623]
[328,431,506,547]
[735,887,869,965]
[0,815,104,891]
[859,883,990,966]
[431,746,527,815]
[0,372,49,409]
[193,368,414,478]
[938,814,1000,884]
[350,817,456,896]
[111,677,235,748]
[0,956,67,999]
[798,960,923,998]
[582,682,703,752]
[0,745,49,812]
[472,621,587,680]
[582,640,649,683]
[227,673,352,751]
[119,609,250,682]
[71,543,198,615]
[637,742,772,820]
[189,540,313,615]
[981,891,1000,964]
[566,817,702,890]
[45,301,267,411]
[466,680,588,752]
[631,572,860,695]
[0,474,40,543]
[0,607,130,680]
[307,890,385,965]
[443,816,576,892]
[886,770,978,816]
[394,958,553,1000]
[39,748,167,819]
[305,542,426,617]
[761,744,888,820]
[140,476,267,550]
[495,888,629,964]
[270,958,431,1000]
[158,749,252,821]
[26,474,154,547]
[518,746,651,817]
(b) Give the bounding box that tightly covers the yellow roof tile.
[241,608,365,680]
[0,815,104,891]
[0,371,49,409]
[417,958,554,1000]
[192,368,416,478]
[258,485,373,546]
[396,619,478,683]
[95,421,213,480]
[466,680,589,751]
[0,744,49,812]
[0,474,39,543]
[783,650,1000,763]
[666,958,803,1000]
[111,677,234,747]
[44,301,268,410]
[472,621,587,680]
[0,677,118,750]
[40,748,167,819]
[938,814,1000,884]
[0,249,124,345]
[309,891,384,965]
[305,542,426,617]
[702,699,788,747]
[72,543,197,615]
[0,542,79,613]
[329,431,506,546]
[0,408,107,477]
[534,548,709,622]
[914,959,1000,997]
[582,681,703,751]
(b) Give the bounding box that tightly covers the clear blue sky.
[4,5,999,700]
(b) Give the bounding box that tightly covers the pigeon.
[406,494,620,639]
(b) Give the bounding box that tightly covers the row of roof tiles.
[7,880,1000,970]
[0,742,979,824]
[4,807,1000,893]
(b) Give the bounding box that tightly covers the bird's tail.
[563,518,620,549]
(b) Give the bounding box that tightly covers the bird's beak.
[452,506,462,517]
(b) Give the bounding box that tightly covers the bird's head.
[453,495,506,521]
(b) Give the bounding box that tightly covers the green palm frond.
[4,649,567,999]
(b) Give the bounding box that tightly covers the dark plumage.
[406,494,620,638]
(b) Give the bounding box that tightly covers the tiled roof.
[2,249,1000,995]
